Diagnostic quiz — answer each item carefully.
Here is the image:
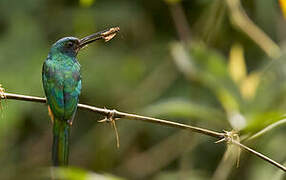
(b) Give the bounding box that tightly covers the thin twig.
[232,140,286,172]
[246,118,286,141]
[2,92,286,172]
[216,130,286,172]
[2,92,224,139]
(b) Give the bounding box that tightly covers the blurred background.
[0,0,286,179]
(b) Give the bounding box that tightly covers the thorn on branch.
[215,130,241,167]
[0,84,5,99]
[0,84,6,111]
[98,108,120,148]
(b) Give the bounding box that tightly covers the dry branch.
[1,91,286,172]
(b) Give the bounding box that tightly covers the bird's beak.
[78,27,120,49]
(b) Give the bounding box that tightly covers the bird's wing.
[63,63,81,122]
[42,60,65,119]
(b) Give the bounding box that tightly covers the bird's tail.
[52,118,70,166]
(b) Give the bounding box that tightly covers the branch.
[3,92,223,139]
[215,130,286,172]
[246,118,286,141]
[232,140,286,172]
[1,92,286,172]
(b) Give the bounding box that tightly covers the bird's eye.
[67,41,73,47]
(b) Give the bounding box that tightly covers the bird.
[42,27,119,166]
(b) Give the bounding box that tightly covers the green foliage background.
[0,0,285,179]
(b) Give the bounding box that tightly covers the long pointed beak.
[79,27,120,48]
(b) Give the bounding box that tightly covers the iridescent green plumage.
[42,37,81,166]
[42,28,119,166]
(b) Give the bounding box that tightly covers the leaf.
[228,43,247,85]
[279,0,286,19]
[242,111,285,134]
[79,0,95,7]
[240,72,261,100]
[217,88,246,130]
[217,88,239,112]
[170,43,196,79]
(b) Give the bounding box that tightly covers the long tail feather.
[52,119,70,166]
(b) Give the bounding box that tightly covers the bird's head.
[50,37,80,57]
[49,27,120,57]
